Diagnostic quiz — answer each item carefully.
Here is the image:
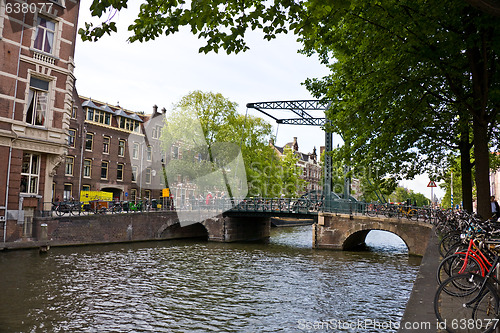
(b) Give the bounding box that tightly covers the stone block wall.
[313,213,432,256]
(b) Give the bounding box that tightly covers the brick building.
[52,96,167,203]
[0,0,80,241]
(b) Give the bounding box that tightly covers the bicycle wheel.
[80,204,92,215]
[440,232,462,257]
[384,206,395,218]
[408,208,418,221]
[70,203,80,216]
[54,205,63,216]
[435,273,499,333]
[444,241,468,258]
[437,253,483,286]
[366,204,377,217]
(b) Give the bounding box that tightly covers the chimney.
[293,137,298,151]
[153,104,158,114]
[161,107,167,114]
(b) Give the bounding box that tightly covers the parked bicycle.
[433,210,500,333]
[52,200,80,216]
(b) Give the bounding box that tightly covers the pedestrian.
[491,195,500,222]
[206,192,213,207]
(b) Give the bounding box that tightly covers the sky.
[73,0,445,199]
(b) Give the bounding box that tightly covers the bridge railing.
[38,198,436,224]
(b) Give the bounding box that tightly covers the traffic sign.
[427,181,437,188]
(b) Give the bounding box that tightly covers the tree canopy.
[162,91,305,198]
[81,0,500,217]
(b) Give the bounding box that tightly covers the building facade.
[271,137,323,195]
[52,96,168,204]
[0,0,80,241]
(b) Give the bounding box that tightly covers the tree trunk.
[459,129,473,212]
[472,119,491,218]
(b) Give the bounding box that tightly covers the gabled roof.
[114,108,144,122]
[101,105,115,113]
[82,99,98,108]
[114,109,129,117]
[129,113,143,122]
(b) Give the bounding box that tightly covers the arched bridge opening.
[342,229,410,253]
[313,213,433,256]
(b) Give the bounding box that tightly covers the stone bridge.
[313,213,433,256]
[5,209,431,257]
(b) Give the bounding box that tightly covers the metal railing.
[37,198,437,223]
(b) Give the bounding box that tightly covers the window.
[145,168,151,184]
[90,110,111,125]
[117,163,124,181]
[94,110,103,123]
[145,190,151,201]
[26,77,49,126]
[85,133,93,151]
[104,112,111,125]
[71,105,77,119]
[65,156,74,176]
[118,140,125,157]
[82,185,90,192]
[146,146,152,161]
[86,108,94,121]
[83,159,92,178]
[34,17,55,54]
[118,117,140,133]
[101,161,108,179]
[68,129,76,148]
[152,126,162,139]
[103,136,110,154]
[130,189,137,202]
[132,166,138,183]
[20,153,40,194]
[63,184,72,201]
[132,142,139,159]
[172,146,179,159]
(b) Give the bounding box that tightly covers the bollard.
[39,223,50,253]
[40,223,48,241]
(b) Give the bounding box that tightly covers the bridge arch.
[157,221,209,240]
[343,229,410,252]
[314,213,433,256]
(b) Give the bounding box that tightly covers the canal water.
[0,226,421,332]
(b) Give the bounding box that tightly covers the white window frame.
[132,166,138,183]
[132,142,139,159]
[33,16,56,54]
[83,159,92,178]
[63,183,72,201]
[65,156,74,176]
[103,136,110,154]
[20,153,40,194]
[118,140,125,157]
[26,77,50,127]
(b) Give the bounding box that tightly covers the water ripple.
[0,228,418,332]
